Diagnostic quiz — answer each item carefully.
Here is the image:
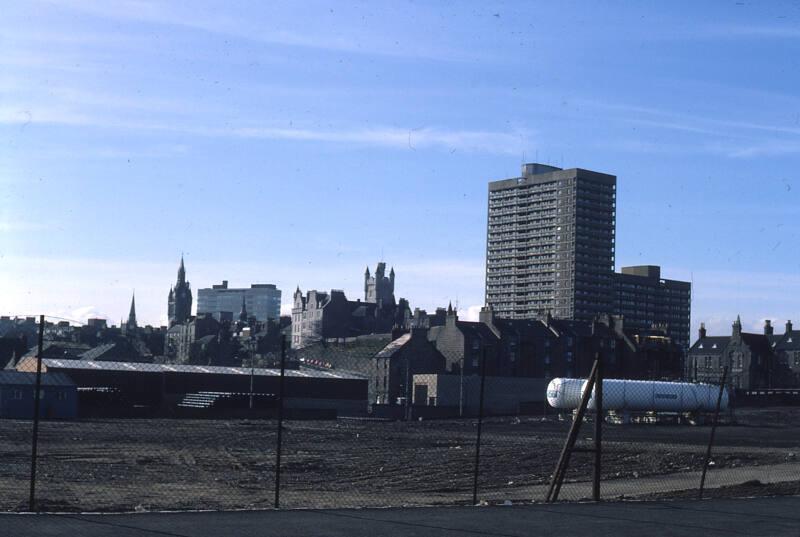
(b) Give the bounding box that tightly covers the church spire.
[239,294,248,322]
[178,254,186,284]
[127,292,137,329]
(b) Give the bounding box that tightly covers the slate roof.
[690,333,774,356]
[742,333,775,356]
[548,319,593,338]
[21,341,91,359]
[294,335,391,372]
[79,343,117,361]
[374,334,411,359]
[195,334,216,345]
[493,318,555,341]
[455,321,500,342]
[774,330,800,351]
[690,336,730,355]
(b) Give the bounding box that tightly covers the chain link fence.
[1,320,799,512]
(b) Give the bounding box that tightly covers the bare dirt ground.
[0,407,798,512]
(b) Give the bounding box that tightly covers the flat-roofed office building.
[197,281,281,322]
[614,265,691,352]
[485,163,616,321]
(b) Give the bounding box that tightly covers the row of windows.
[4,389,68,400]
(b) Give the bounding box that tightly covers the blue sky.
[2,1,800,336]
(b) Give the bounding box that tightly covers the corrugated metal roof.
[21,358,363,380]
[0,370,76,386]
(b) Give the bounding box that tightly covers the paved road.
[480,461,800,502]
[4,497,800,537]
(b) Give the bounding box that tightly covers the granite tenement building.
[291,263,411,349]
[485,163,616,322]
[688,318,800,390]
[687,317,774,390]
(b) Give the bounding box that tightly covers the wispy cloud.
[573,95,800,158]
[36,0,490,62]
[0,100,530,154]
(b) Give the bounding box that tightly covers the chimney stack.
[699,322,707,339]
[764,319,774,336]
[787,320,794,334]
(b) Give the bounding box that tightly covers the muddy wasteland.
[1,408,798,512]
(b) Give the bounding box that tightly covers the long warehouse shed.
[16,358,367,416]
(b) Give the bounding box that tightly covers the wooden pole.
[592,352,603,502]
[472,347,488,505]
[28,315,45,512]
[546,358,599,503]
[699,366,728,499]
[274,335,287,509]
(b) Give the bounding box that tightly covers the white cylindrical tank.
[546,378,729,412]
[546,378,586,409]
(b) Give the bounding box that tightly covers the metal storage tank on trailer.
[546,378,729,413]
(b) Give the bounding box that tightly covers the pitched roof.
[22,341,91,358]
[690,336,730,355]
[79,343,117,361]
[374,334,411,358]
[292,335,391,374]
[195,334,216,345]
[456,320,500,342]
[547,319,593,337]
[493,318,554,341]
[741,332,774,355]
[774,330,800,351]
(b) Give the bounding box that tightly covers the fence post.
[274,335,287,509]
[592,351,603,502]
[249,356,255,411]
[472,347,488,505]
[699,366,728,499]
[546,357,600,503]
[459,358,464,418]
[28,314,45,512]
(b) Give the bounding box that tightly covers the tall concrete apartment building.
[614,265,691,351]
[485,163,616,321]
[197,281,281,322]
